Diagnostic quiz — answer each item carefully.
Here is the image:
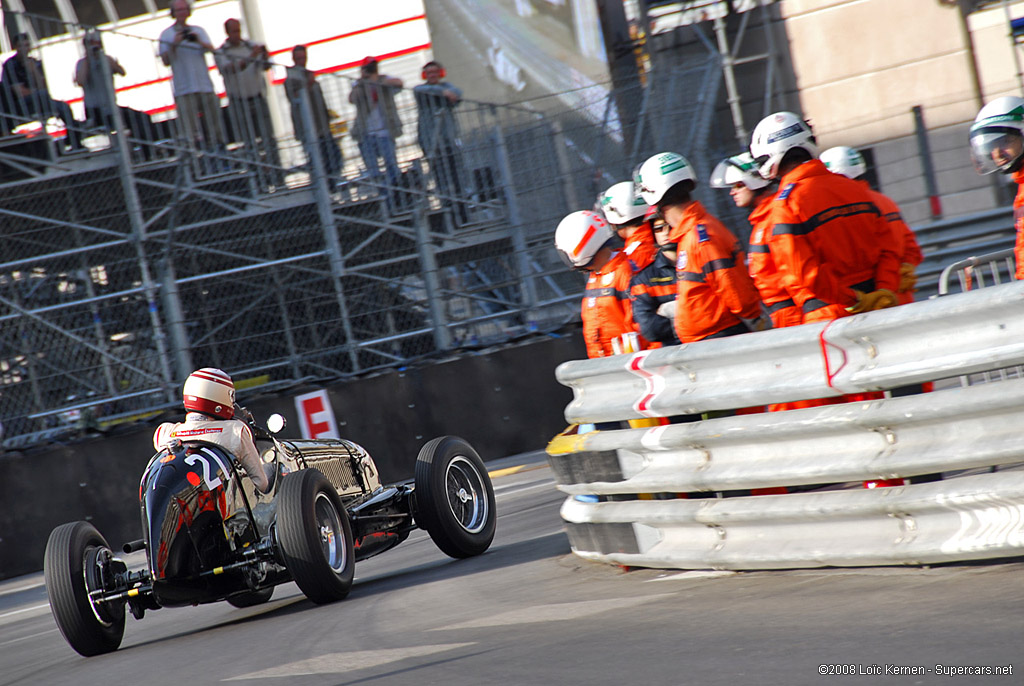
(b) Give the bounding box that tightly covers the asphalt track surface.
[1,450,1021,685]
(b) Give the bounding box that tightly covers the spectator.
[216,18,283,187]
[708,153,797,328]
[636,151,768,343]
[1,33,84,151]
[349,56,403,198]
[74,32,155,159]
[158,0,227,162]
[285,44,342,178]
[969,96,1024,281]
[748,112,900,322]
[414,61,465,219]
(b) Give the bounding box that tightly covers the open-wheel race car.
[43,411,496,656]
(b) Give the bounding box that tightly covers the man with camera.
[216,18,282,186]
[75,32,155,159]
[158,0,226,164]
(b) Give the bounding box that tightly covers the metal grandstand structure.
[0,9,727,449]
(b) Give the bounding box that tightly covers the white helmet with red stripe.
[554,210,615,269]
[183,367,236,419]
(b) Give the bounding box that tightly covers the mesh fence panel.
[0,10,729,449]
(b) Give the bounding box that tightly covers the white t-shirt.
[158,24,215,96]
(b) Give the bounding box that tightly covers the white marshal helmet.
[819,146,867,180]
[183,367,236,419]
[635,152,697,205]
[969,95,1024,175]
[599,181,649,225]
[554,210,615,268]
[709,152,770,190]
[749,111,818,180]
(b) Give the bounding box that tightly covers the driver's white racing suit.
[153,412,270,493]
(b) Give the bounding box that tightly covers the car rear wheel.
[414,436,496,558]
[43,521,125,656]
[276,468,354,604]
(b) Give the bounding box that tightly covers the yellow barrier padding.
[546,427,590,456]
[627,417,663,428]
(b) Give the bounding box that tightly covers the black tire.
[414,436,496,558]
[43,522,125,656]
[226,586,274,608]
[276,468,354,604]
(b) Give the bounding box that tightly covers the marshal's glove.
[898,263,917,293]
[848,288,897,314]
[656,300,678,320]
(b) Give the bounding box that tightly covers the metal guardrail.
[937,248,1016,296]
[560,470,1024,569]
[555,282,1024,423]
[547,281,1024,570]
[911,206,1014,299]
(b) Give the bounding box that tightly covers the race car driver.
[153,367,272,493]
[555,209,647,357]
[708,152,801,328]
[968,95,1024,280]
[748,112,901,323]
[820,145,922,305]
[635,151,768,343]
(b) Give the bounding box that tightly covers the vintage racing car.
[43,411,496,656]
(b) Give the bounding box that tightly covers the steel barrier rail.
[937,248,1016,296]
[557,281,1024,424]
[547,378,1024,494]
[558,471,1024,569]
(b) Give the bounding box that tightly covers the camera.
[185,31,197,41]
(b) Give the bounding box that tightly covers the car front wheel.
[414,436,496,558]
[276,468,354,604]
[44,521,126,656]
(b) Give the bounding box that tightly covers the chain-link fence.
[0,10,733,450]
